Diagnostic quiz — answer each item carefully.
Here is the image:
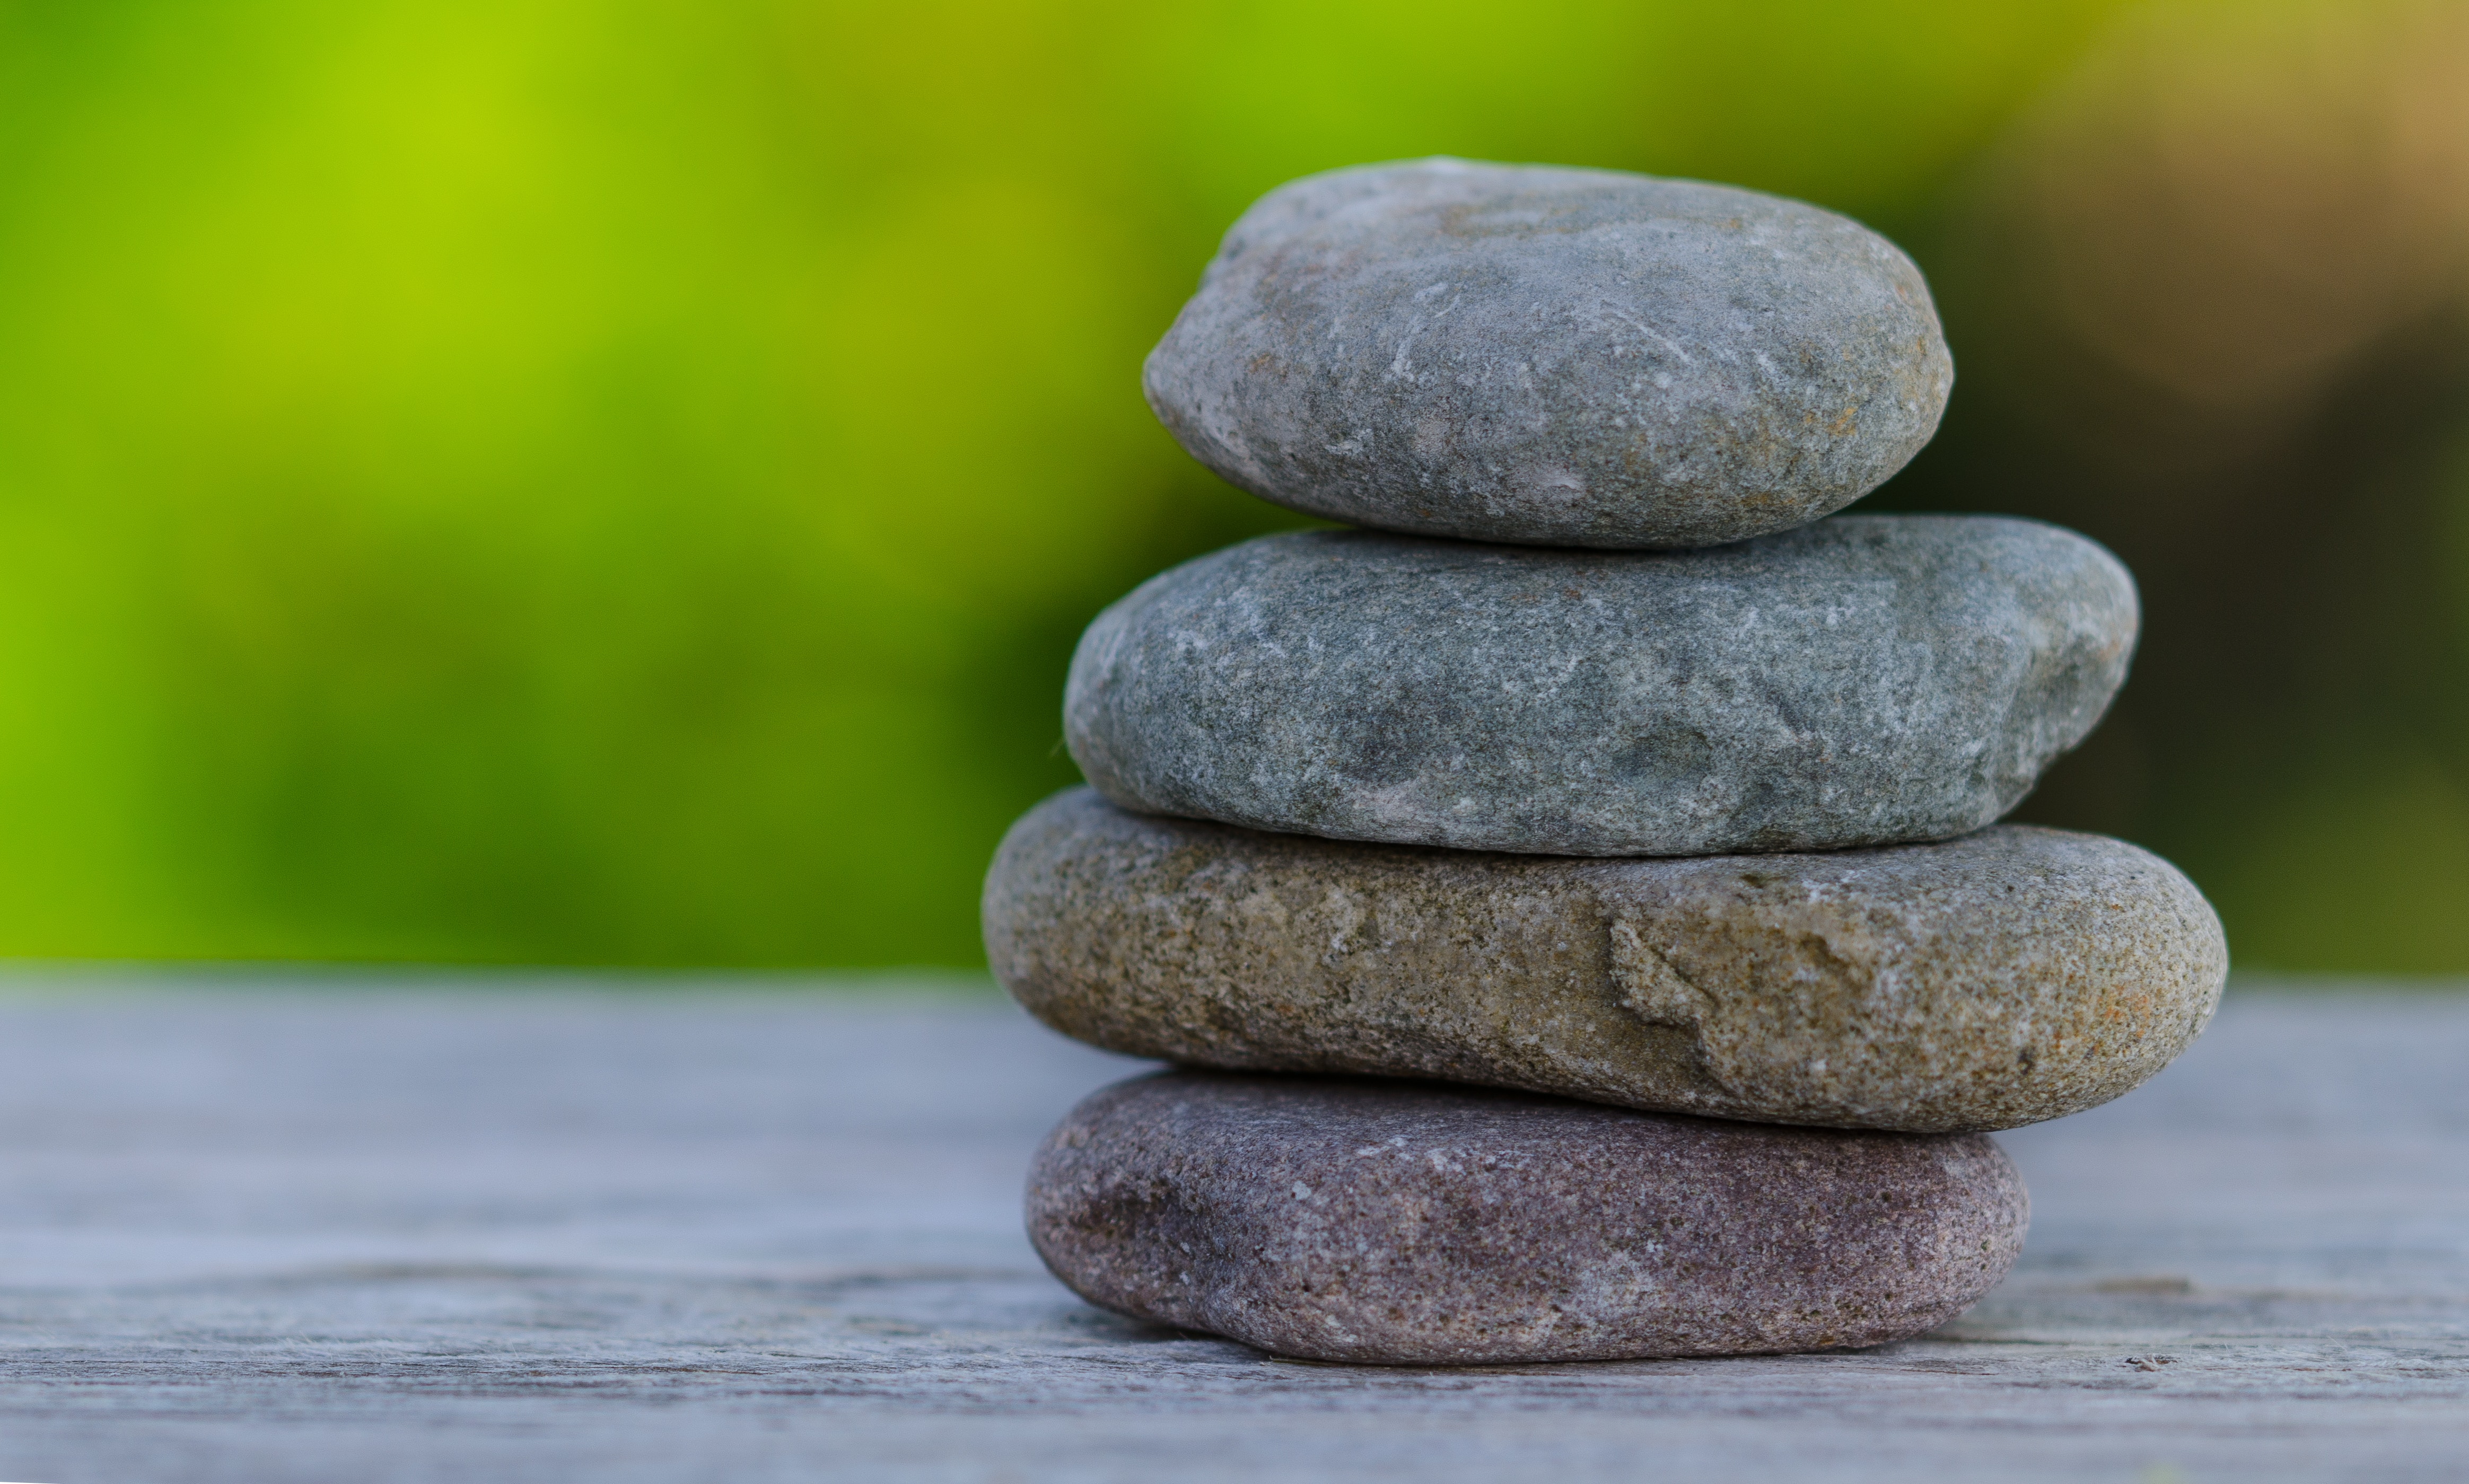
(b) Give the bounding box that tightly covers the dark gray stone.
[1064,516,2136,856]
[986,790,2226,1134]
[1028,1072,2028,1365]
[1143,158,1953,549]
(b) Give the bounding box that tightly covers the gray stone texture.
[1143,158,1953,549]
[987,789,2226,1134]
[1064,516,2137,857]
[1028,1071,2027,1365]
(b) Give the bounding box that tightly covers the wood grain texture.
[0,980,2458,1482]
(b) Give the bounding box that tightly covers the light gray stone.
[1064,516,2136,856]
[987,790,2226,1134]
[1028,1071,2027,1365]
[1143,158,1953,549]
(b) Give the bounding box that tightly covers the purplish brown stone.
[1027,1072,2027,1365]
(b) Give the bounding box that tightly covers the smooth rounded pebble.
[988,790,2226,1134]
[1028,1072,2028,1365]
[1143,158,1953,549]
[1065,516,2136,857]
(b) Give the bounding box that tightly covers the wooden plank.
[0,981,2458,1481]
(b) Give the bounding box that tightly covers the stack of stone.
[983,160,2228,1366]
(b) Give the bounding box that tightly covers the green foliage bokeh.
[2,0,2461,971]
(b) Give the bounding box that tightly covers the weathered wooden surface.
[0,979,2459,1481]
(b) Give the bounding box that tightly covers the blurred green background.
[0,0,2463,971]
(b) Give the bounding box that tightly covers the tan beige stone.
[985,788,2228,1134]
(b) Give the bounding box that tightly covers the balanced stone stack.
[983,159,2228,1366]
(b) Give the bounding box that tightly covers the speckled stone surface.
[987,790,2226,1134]
[1027,1072,2026,1365]
[1142,159,1952,549]
[1064,516,2137,857]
